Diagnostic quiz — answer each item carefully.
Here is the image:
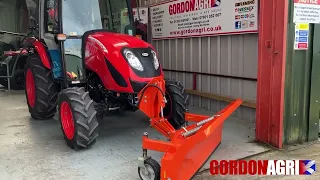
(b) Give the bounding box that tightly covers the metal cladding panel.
[153,35,258,113]
[146,0,258,133]
[283,1,314,145]
[0,1,18,32]
[308,24,320,143]
[0,0,31,36]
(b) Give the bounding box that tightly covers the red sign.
[298,43,308,49]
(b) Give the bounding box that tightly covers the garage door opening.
[0,0,291,179]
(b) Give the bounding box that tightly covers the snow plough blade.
[137,77,242,180]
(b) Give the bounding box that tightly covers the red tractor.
[21,0,242,179]
[23,0,188,149]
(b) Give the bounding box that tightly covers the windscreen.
[60,0,133,81]
[62,0,102,36]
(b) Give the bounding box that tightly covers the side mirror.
[124,25,134,36]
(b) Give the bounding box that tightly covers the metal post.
[192,73,197,90]
[308,24,320,142]
[6,64,10,91]
[256,0,288,148]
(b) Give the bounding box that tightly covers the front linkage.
[136,77,242,180]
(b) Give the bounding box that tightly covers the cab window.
[44,0,58,33]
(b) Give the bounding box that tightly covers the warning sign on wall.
[294,23,309,50]
[293,0,320,24]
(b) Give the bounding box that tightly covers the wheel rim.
[163,91,172,119]
[26,69,35,107]
[60,101,75,140]
[139,164,156,180]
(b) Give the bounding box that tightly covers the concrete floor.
[0,89,269,180]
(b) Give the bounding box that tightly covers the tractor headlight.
[151,50,159,70]
[123,49,143,71]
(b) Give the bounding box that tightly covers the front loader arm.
[137,77,176,139]
[136,77,243,180]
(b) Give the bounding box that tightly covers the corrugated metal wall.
[0,0,29,33]
[140,0,258,132]
[153,35,258,118]
[0,0,18,32]
[284,1,317,144]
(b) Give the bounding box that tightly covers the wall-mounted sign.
[293,0,320,24]
[150,0,258,40]
[133,7,149,24]
[294,23,309,50]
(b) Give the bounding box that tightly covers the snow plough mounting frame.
[136,77,243,180]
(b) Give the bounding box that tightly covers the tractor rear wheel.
[25,54,59,119]
[163,79,189,129]
[58,87,99,150]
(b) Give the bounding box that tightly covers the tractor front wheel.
[58,87,99,150]
[163,79,189,129]
[25,54,59,119]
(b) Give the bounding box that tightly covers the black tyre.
[138,158,160,180]
[25,54,59,119]
[163,79,189,129]
[0,69,25,90]
[58,87,99,150]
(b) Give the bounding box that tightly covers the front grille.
[129,47,161,78]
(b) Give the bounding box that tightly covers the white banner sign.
[150,0,258,40]
[293,0,320,24]
[133,7,149,24]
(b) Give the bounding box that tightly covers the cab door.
[40,0,62,79]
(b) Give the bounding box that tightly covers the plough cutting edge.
[137,77,242,180]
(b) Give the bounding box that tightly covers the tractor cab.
[31,0,135,85]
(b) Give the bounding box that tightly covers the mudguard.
[32,40,51,69]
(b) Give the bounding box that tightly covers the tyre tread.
[60,87,99,150]
[138,158,161,180]
[25,54,59,120]
[164,79,189,129]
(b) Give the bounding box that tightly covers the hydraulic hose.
[136,84,165,108]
